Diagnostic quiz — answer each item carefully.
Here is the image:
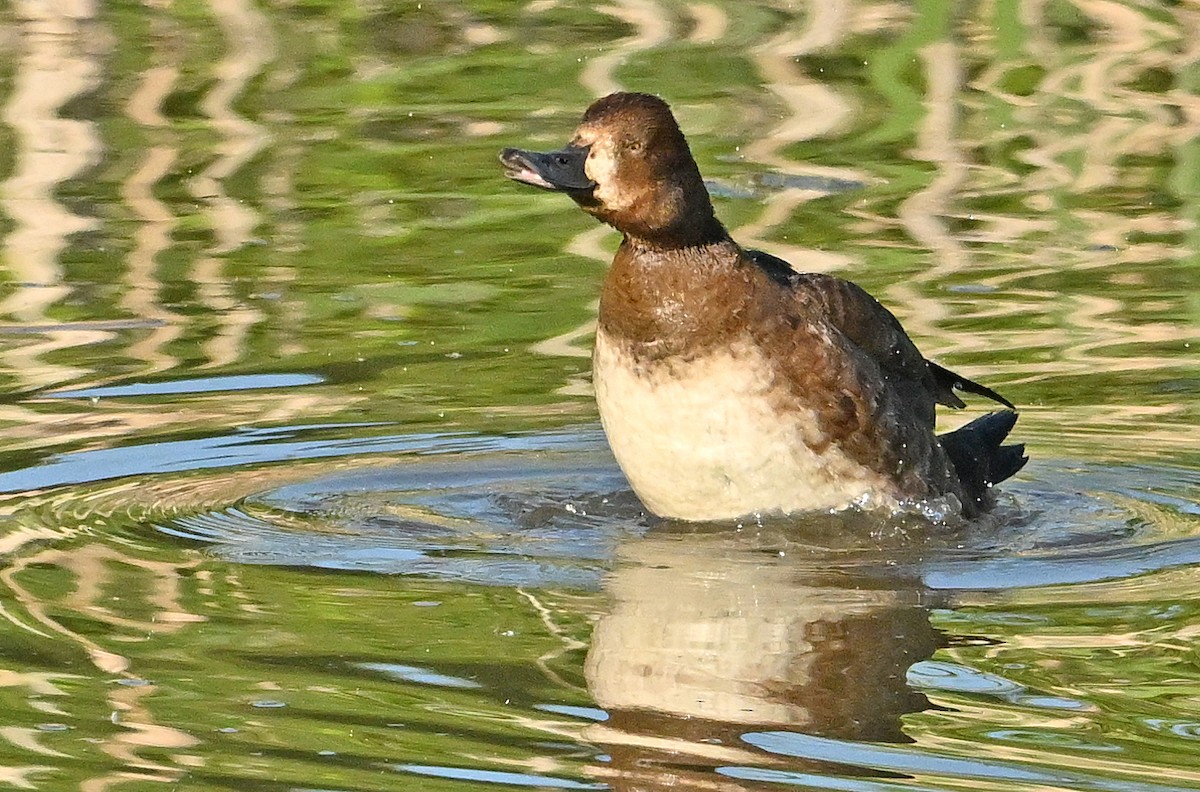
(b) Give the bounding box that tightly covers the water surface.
[1,1,1198,790]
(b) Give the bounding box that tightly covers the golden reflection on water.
[1,541,212,788]
[1,0,102,322]
[191,0,275,369]
[738,0,867,271]
[1,0,107,390]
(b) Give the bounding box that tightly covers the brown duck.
[501,92,1026,521]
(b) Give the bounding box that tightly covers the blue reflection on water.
[41,373,324,399]
[0,424,593,493]
[394,763,607,789]
[740,731,1196,792]
[358,662,483,689]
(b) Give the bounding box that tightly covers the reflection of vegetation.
[0,0,1196,474]
[923,573,1200,780]
[0,2,1198,784]
[0,534,599,791]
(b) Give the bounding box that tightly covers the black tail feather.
[939,410,1027,516]
[929,361,1015,410]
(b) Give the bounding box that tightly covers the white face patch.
[592,329,898,520]
[580,136,629,211]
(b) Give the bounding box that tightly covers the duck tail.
[938,410,1028,515]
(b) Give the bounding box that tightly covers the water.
[1,1,1199,790]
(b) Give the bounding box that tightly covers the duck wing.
[746,249,1013,411]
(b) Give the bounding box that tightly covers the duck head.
[501,92,726,249]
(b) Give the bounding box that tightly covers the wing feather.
[746,249,1012,411]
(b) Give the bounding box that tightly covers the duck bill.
[500,145,595,194]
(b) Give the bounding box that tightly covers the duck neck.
[598,235,758,359]
[622,213,729,251]
[613,190,730,251]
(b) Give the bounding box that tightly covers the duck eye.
[628,141,642,152]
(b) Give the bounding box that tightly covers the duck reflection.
[581,518,942,786]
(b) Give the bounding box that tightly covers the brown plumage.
[501,92,1026,520]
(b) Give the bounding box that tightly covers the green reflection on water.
[0,0,1194,470]
[0,538,600,791]
[0,0,1199,790]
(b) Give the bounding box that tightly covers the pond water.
[2,1,1199,790]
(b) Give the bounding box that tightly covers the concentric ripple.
[131,430,1200,593]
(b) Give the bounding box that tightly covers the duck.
[500,92,1026,521]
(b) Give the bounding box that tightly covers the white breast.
[592,329,896,521]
